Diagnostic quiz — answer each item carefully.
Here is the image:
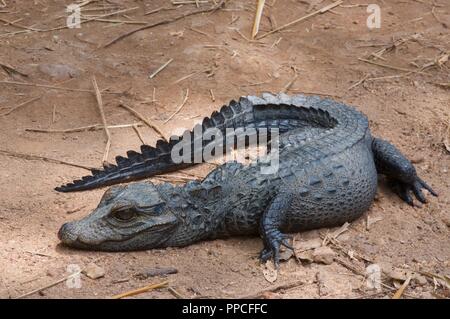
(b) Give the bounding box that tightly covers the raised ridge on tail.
[55,95,337,192]
[56,98,252,192]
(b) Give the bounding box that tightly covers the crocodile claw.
[391,177,438,207]
[259,232,293,268]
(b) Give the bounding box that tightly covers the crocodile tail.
[56,94,339,192]
[55,97,255,192]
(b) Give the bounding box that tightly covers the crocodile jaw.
[58,218,179,251]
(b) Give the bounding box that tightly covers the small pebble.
[82,263,105,280]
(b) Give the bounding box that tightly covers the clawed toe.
[390,177,437,207]
[259,248,273,263]
[412,181,427,204]
[259,232,293,267]
[417,178,438,197]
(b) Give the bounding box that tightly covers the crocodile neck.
[156,182,226,247]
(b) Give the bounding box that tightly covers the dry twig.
[118,103,167,141]
[346,73,370,91]
[144,6,175,16]
[168,287,185,299]
[431,6,446,27]
[132,124,146,144]
[322,222,350,246]
[392,276,412,299]
[252,0,265,39]
[0,7,139,37]
[358,58,429,74]
[15,270,82,299]
[80,17,148,25]
[271,37,282,48]
[1,95,42,116]
[91,76,111,166]
[164,89,189,123]
[0,149,94,170]
[0,80,123,94]
[172,0,209,4]
[112,281,169,299]
[172,71,199,85]
[365,72,413,82]
[25,123,143,133]
[103,1,225,48]
[257,0,343,39]
[0,17,40,32]
[239,280,305,298]
[172,68,211,84]
[0,61,28,77]
[149,59,174,79]
[52,104,57,123]
[188,27,213,38]
[367,35,419,61]
[281,68,299,93]
[288,88,341,98]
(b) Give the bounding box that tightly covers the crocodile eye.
[112,208,137,222]
[135,203,166,215]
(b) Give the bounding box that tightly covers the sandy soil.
[0,0,449,299]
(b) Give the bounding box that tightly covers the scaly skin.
[57,94,437,265]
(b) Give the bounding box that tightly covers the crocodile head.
[58,182,179,251]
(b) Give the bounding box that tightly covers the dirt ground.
[0,0,449,299]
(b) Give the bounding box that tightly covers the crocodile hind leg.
[371,137,438,206]
[259,193,294,267]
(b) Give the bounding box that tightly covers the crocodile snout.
[58,222,79,245]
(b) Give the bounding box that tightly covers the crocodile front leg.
[259,193,294,267]
[372,137,438,206]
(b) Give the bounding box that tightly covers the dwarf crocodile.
[56,94,437,265]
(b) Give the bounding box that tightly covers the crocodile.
[56,94,437,265]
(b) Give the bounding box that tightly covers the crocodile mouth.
[58,230,134,251]
[58,222,108,249]
[58,221,176,251]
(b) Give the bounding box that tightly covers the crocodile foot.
[259,231,293,268]
[390,177,438,206]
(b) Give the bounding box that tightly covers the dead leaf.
[262,262,278,283]
[278,248,294,261]
[295,250,314,263]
